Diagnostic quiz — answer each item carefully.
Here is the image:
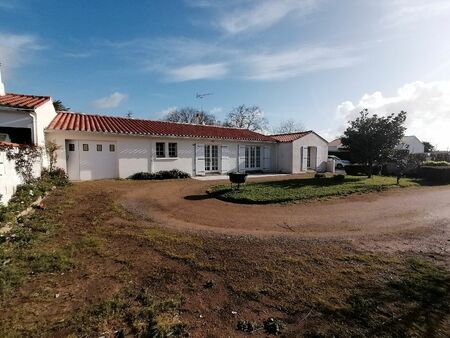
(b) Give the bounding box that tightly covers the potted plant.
[228,171,248,190]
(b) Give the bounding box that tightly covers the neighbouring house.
[328,138,346,152]
[396,135,425,154]
[46,112,329,180]
[0,75,57,203]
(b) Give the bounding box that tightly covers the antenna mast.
[195,92,213,112]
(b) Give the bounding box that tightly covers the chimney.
[0,63,5,96]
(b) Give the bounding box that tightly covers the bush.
[314,173,326,179]
[422,161,450,167]
[130,170,190,180]
[344,164,381,176]
[41,168,70,187]
[332,174,346,181]
[419,166,450,183]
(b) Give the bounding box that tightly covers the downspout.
[29,112,38,145]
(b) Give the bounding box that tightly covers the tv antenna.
[195,92,213,112]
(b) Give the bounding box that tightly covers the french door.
[204,145,219,172]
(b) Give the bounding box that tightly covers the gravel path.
[120,177,450,248]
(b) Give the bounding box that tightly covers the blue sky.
[1,0,450,148]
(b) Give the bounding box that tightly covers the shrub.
[130,170,190,180]
[344,164,381,176]
[419,166,450,183]
[41,168,70,187]
[422,161,450,167]
[332,174,346,181]
[314,173,326,179]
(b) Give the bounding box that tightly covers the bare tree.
[223,105,267,131]
[273,119,305,134]
[163,107,216,125]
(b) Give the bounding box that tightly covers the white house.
[0,71,329,188]
[397,135,425,154]
[45,112,329,180]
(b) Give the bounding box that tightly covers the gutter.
[44,128,277,144]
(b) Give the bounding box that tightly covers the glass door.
[204,145,219,172]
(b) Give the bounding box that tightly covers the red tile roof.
[270,131,312,142]
[0,141,20,147]
[0,93,50,109]
[328,138,342,147]
[47,112,276,142]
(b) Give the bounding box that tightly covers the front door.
[204,145,219,172]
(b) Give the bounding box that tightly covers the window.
[109,144,115,152]
[245,146,249,168]
[156,142,165,158]
[97,144,102,151]
[68,144,75,152]
[82,144,89,151]
[204,145,219,171]
[245,145,261,169]
[168,143,177,158]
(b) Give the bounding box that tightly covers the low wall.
[0,149,42,204]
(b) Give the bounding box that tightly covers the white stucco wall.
[291,133,329,173]
[0,149,42,204]
[276,142,293,173]
[34,100,57,146]
[46,130,276,179]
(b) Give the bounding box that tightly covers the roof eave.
[45,128,276,143]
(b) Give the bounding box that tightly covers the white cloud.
[0,32,43,78]
[189,0,319,34]
[165,63,228,82]
[336,81,450,150]
[155,106,177,118]
[63,51,94,59]
[210,106,223,114]
[93,92,128,109]
[106,36,356,82]
[243,46,358,80]
[383,0,450,27]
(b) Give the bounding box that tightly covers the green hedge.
[419,166,450,183]
[344,164,381,176]
[129,169,190,180]
[422,161,450,167]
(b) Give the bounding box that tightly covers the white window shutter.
[263,146,271,171]
[220,145,229,174]
[238,145,246,172]
[195,144,205,176]
[302,146,308,171]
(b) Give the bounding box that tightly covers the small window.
[109,144,115,152]
[168,143,177,158]
[68,144,75,152]
[156,142,165,158]
[83,144,89,151]
[97,144,102,151]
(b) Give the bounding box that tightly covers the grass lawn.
[209,175,421,204]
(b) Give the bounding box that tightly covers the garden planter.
[228,172,248,190]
